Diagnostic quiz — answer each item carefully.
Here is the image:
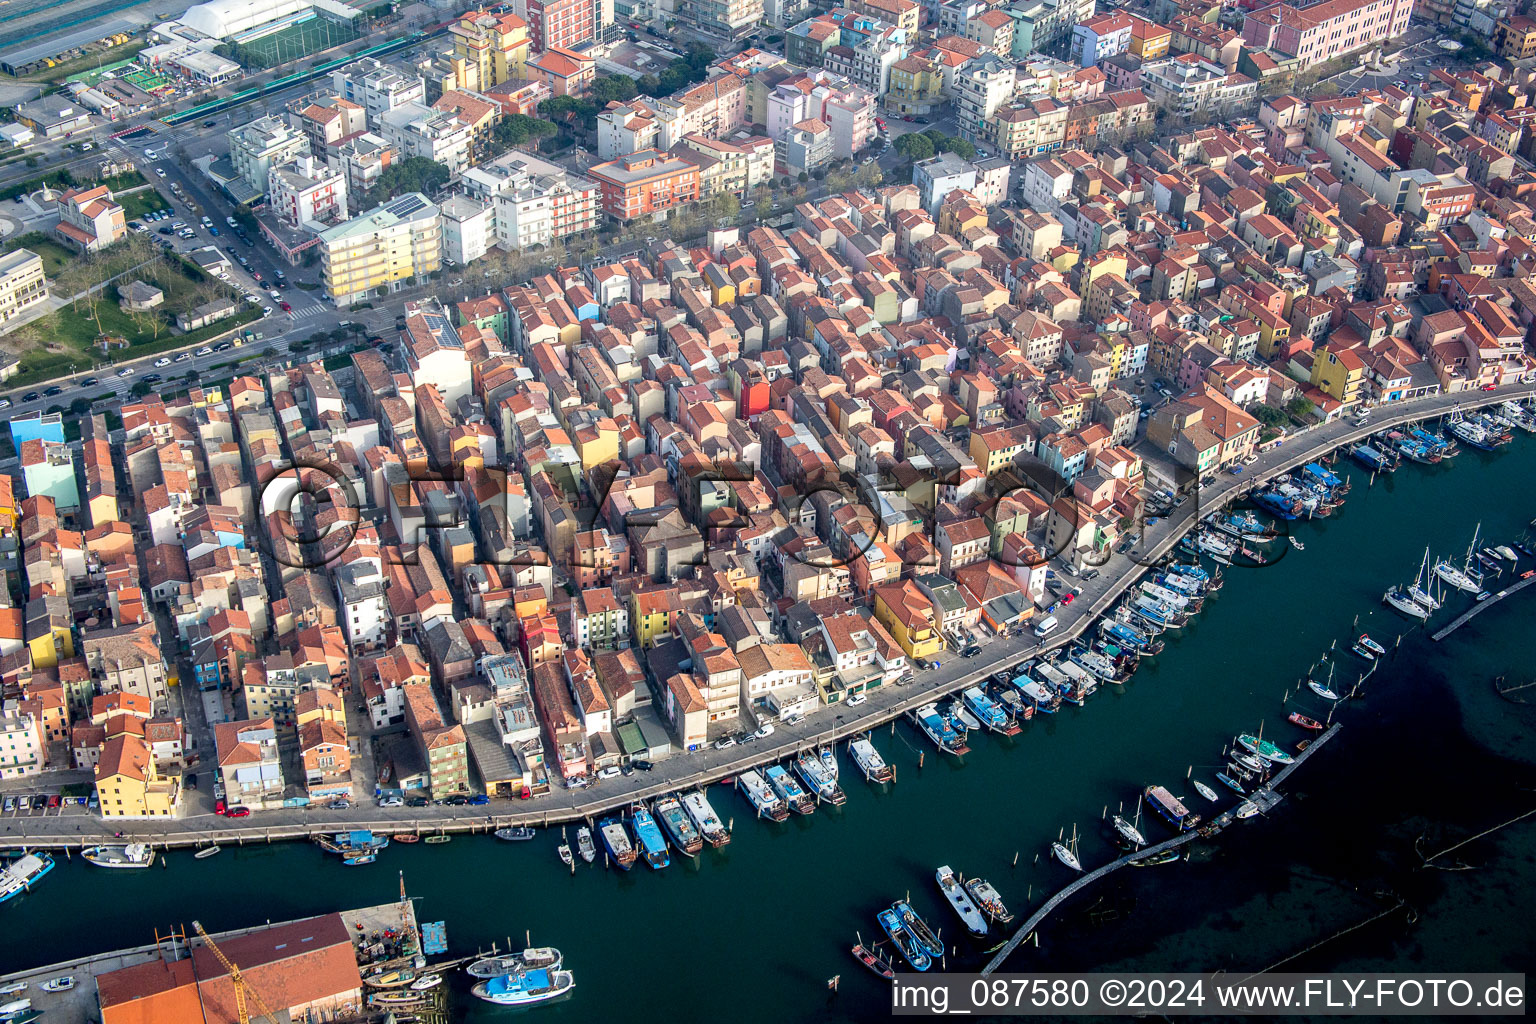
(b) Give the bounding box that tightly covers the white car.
[845,692,867,707]
[377,796,403,807]
[753,722,775,739]
[154,357,172,367]
[0,400,9,410]
[156,167,167,177]
[175,352,192,362]
[195,346,213,356]
[244,293,261,304]
[713,736,737,750]
[596,766,622,780]
[262,306,273,316]
[117,367,135,377]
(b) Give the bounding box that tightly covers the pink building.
[1241,0,1412,67]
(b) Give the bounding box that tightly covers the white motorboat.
[41,976,74,993]
[409,973,443,991]
[935,865,989,936]
[1192,780,1218,802]
[1236,801,1259,819]
[83,843,155,869]
[472,968,575,1006]
[576,826,596,863]
[848,735,894,783]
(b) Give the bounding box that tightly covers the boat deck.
[1429,572,1536,642]
[982,724,1340,975]
[0,902,413,1024]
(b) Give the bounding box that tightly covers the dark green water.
[5,435,1535,1021]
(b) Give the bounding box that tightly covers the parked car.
[406,796,430,807]
[753,723,775,739]
[713,736,736,750]
[224,806,251,818]
[195,346,213,356]
[0,400,9,410]
[596,766,622,780]
[630,759,654,771]
[845,692,867,707]
[154,357,172,367]
[21,392,39,402]
[377,796,403,807]
[467,794,490,805]
[1481,382,1497,391]
[42,385,62,397]
[17,796,30,812]
[117,367,135,377]
[47,795,60,808]
[2,797,13,812]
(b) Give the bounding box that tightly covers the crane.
[191,920,283,1024]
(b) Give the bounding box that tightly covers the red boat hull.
[1287,713,1324,731]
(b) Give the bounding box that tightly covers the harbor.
[0,395,1533,1022]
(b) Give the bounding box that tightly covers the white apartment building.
[822,24,911,95]
[461,149,600,252]
[767,70,878,163]
[440,194,494,265]
[318,192,442,307]
[1138,54,1257,119]
[330,57,427,129]
[597,102,659,160]
[380,102,474,176]
[228,115,309,196]
[267,154,348,230]
[0,249,48,331]
[336,132,395,213]
[0,706,42,780]
[954,55,1017,144]
[335,561,388,651]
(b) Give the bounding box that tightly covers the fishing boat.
[1350,641,1376,661]
[1237,733,1296,765]
[1288,712,1324,730]
[597,816,637,871]
[392,834,418,844]
[877,908,930,971]
[343,851,379,865]
[1192,780,1218,803]
[365,969,417,990]
[194,845,222,859]
[1111,814,1146,846]
[1383,585,1430,619]
[934,866,989,936]
[654,795,705,855]
[849,735,894,783]
[1215,771,1247,796]
[962,686,1019,735]
[1069,647,1120,682]
[1357,634,1386,656]
[1236,801,1259,819]
[737,769,789,821]
[494,826,536,841]
[793,751,846,806]
[949,701,983,734]
[894,901,944,960]
[467,948,563,978]
[820,747,840,781]
[765,764,816,815]
[963,877,1013,924]
[1015,677,1061,714]
[1130,849,1182,866]
[410,973,443,991]
[39,977,74,994]
[1307,679,1341,701]
[316,830,389,856]
[576,826,597,862]
[472,968,576,1006]
[1289,536,1305,551]
[914,703,970,754]
[1232,752,1266,774]
[681,790,731,848]
[0,853,54,904]
[368,991,427,1008]
[83,843,155,869]
[1144,786,1200,831]
[556,840,574,867]
[851,942,898,980]
[628,804,670,869]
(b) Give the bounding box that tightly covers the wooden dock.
[982,723,1342,975]
[1430,573,1536,642]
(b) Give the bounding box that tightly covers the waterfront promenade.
[0,385,1529,852]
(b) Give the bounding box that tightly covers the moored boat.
[1192,780,1218,803]
[1131,849,1183,866]
[0,853,54,904]
[194,845,222,858]
[40,976,74,994]
[1383,585,1429,620]
[654,795,704,856]
[914,703,970,754]
[935,865,988,936]
[1144,785,1200,831]
[471,968,575,1006]
[1287,712,1324,730]
[1236,801,1259,819]
[877,908,930,971]
[1215,771,1247,796]
[894,901,944,960]
[1051,836,1083,872]
[466,948,563,978]
[737,769,789,821]
[1111,814,1146,846]
[1307,679,1340,701]
[597,816,637,871]
[557,842,573,867]
[793,750,846,806]
[1350,641,1376,661]
[963,876,1013,924]
[1237,733,1295,765]
[410,973,443,991]
[962,686,1019,735]
[628,804,670,869]
[82,843,155,869]
[849,735,894,783]
[681,790,731,847]
[851,942,898,980]
[576,826,597,862]
[1357,634,1386,656]
[494,826,536,841]
[765,764,816,815]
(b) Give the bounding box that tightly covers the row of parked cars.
[3,793,90,813]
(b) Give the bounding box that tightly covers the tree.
[589,75,638,105]
[1286,396,1316,420]
[944,137,977,159]
[797,171,809,183]
[368,156,451,206]
[493,114,557,149]
[894,133,935,161]
[636,74,660,96]
[1251,404,1288,428]
[853,162,884,189]
[712,193,739,222]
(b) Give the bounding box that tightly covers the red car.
[1481,383,1497,391]
[279,301,291,311]
[223,805,251,818]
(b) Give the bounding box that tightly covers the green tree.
[944,137,977,159]
[1286,396,1316,420]
[712,193,740,221]
[798,171,809,183]
[894,133,935,161]
[589,75,638,105]
[494,113,558,148]
[367,156,451,206]
[636,74,660,95]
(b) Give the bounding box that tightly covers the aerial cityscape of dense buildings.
[0,0,1534,1010]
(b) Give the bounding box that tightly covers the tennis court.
[122,66,172,91]
[236,15,358,69]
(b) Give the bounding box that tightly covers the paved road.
[1326,24,1471,94]
[2,382,1529,848]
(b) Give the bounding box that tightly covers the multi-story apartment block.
[228,115,311,196]
[1009,0,1097,58]
[886,54,945,115]
[767,70,878,163]
[335,132,395,213]
[0,250,48,331]
[380,102,474,176]
[652,74,750,152]
[330,58,427,129]
[450,8,531,90]
[1240,0,1413,69]
[597,102,660,160]
[586,149,701,222]
[954,55,1016,145]
[215,717,284,809]
[517,0,598,53]
[291,95,368,166]
[1072,11,1137,67]
[677,0,765,40]
[461,149,601,250]
[268,154,349,230]
[318,192,442,306]
[675,133,776,197]
[1139,53,1257,118]
[53,185,127,254]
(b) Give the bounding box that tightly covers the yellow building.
[295,688,347,732]
[319,193,442,307]
[573,419,619,471]
[1128,16,1171,59]
[969,424,1032,476]
[95,734,178,817]
[872,581,945,662]
[1080,250,1127,293]
[1311,344,1367,403]
[25,596,73,670]
[450,9,531,90]
[630,587,679,649]
[0,474,15,536]
[886,55,945,116]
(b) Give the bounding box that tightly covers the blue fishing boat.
[764,764,816,814]
[1348,443,1394,472]
[877,908,931,971]
[962,686,1019,735]
[894,901,944,959]
[0,852,54,904]
[1166,563,1211,583]
[1012,674,1060,713]
[913,703,970,754]
[1214,771,1247,796]
[597,816,637,870]
[1250,488,1304,519]
[1144,785,1201,831]
[793,751,846,806]
[628,804,670,869]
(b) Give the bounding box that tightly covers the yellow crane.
[191,920,283,1024]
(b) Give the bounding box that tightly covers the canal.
[4,431,1534,1022]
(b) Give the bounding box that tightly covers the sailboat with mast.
[1407,548,1440,610]
[1435,525,1482,592]
[1112,796,1147,846]
[1051,825,1083,872]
